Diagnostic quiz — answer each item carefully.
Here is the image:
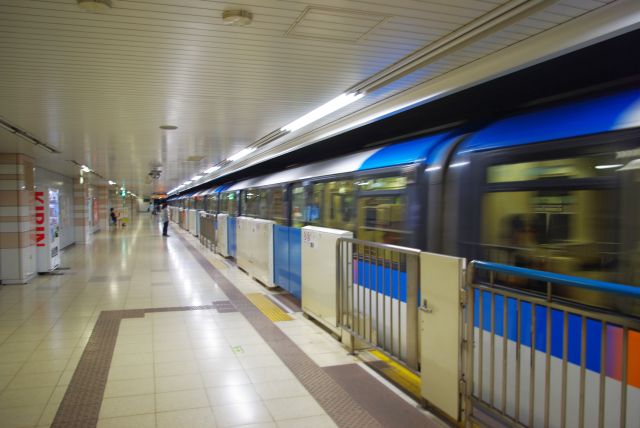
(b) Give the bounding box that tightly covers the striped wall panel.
[0,154,36,283]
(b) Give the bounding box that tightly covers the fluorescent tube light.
[281,92,364,133]
[204,166,220,174]
[227,147,256,162]
[108,180,116,185]
[594,164,623,169]
[191,175,203,181]
[450,161,470,168]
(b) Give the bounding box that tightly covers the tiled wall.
[0,154,36,284]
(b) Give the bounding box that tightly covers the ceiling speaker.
[77,0,112,12]
[222,9,253,26]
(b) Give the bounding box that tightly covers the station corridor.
[0,217,439,428]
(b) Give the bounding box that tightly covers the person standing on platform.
[161,202,169,237]
[110,208,117,227]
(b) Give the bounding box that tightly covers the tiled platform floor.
[0,217,443,428]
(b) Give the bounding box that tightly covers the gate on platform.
[464,261,640,428]
[199,213,216,250]
[336,237,421,371]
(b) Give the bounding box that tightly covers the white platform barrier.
[301,226,352,335]
[236,217,275,288]
[169,207,179,223]
[217,213,229,257]
[188,209,198,236]
[236,217,251,273]
[419,252,466,422]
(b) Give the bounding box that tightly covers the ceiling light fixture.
[108,180,116,185]
[0,117,59,153]
[183,180,192,185]
[159,125,178,130]
[80,165,92,173]
[227,147,256,162]
[191,175,203,181]
[222,9,253,26]
[77,0,112,12]
[203,166,220,174]
[281,92,365,133]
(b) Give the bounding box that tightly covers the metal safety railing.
[336,237,421,370]
[199,213,216,251]
[465,261,640,428]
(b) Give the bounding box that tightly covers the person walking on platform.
[161,202,169,237]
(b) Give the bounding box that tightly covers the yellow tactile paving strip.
[245,293,293,321]
[368,350,422,399]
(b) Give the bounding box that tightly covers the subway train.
[169,87,640,314]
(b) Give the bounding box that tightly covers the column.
[73,180,92,244]
[0,154,36,284]
[97,185,109,231]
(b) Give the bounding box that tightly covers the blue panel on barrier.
[273,225,290,291]
[228,216,237,258]
[289,228,302,300]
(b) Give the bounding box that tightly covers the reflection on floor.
[0,217,441,428]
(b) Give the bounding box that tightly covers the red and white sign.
[35,191,45,247]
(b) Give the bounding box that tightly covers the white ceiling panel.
[0,0,626,195]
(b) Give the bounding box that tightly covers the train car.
[170,87,640,312]
[442,89,640,314]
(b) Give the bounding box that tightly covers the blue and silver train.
[169,88,640,314]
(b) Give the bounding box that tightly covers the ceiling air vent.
[286,6,387,43]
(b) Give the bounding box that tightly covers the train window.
[481,188,621,303]
[356,194,408,245]
[355,176,407,191]
[291,185,305,228]
[487,155,621,184]
[292,181,354,229]
[241,187,286,224]
[301,183,324,226]
[354,175,408,245]
[324,180,355,231]
[205,194,217,213]
[194,196,205,211]
[242,188,269,218]
[219,191,238,215]
[268,187,287,225]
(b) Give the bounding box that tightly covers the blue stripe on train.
[355,260,408,303]
[474,289,604,373]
